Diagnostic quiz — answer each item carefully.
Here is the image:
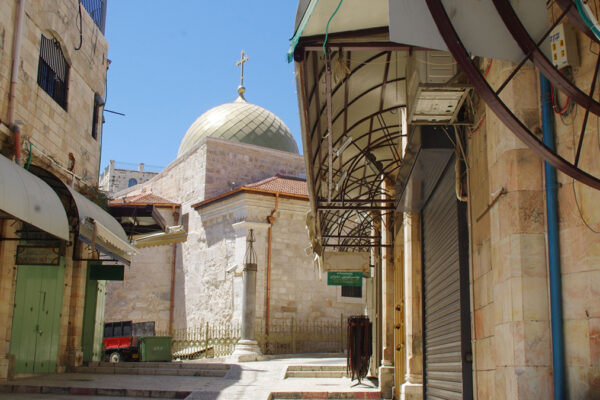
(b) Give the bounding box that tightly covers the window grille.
[37,35,69,109]
[341,285,362,298]
[92,95,101,139]
[80,0,107,33]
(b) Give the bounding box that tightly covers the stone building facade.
[0,0,132,379]
[104,91,365,338]
[292,2,600,398]
[99,160,158,197]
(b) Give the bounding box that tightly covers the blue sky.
[101,1,301,172]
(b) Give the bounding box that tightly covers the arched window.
[37,35,69,109]
[128,178,137,187]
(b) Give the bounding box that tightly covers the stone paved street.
[0,355,385,400]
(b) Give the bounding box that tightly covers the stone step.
[269,391,382,399]
[0,384,190,399]
[285,365,347,372]
[284,364,349,378]
[73,365,228,377]
[89,361,230,370]
[284,370,349,378]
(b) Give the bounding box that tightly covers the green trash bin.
[139,336,172,362]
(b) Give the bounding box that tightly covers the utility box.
[550,23,579,69]
[406,50,470,124]
[139,336,172,362]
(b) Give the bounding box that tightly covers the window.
[341,285,362,298]
[91,94,103,140]
[128,178,138,187]
[37,35,69,109]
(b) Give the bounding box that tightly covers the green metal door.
[82,261,108,362]
[93,280,106,360]
[81,275,98,362]
[10,260,65,374]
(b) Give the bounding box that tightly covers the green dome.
[178,91,299,157]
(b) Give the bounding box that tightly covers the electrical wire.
[74,0,83,51]
[575,0,600,41]
[572,180,600,233]
[551,85,571,114]
[322,0,344,56]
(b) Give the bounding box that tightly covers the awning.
[131,225,187,249]
[67,187,138,264]
[0,154,69,240]
[288,0,390,62]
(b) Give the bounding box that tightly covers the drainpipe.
[7,0,25,165]
[265,193,279,338]
[169,205,179,335]
[540,73,565,400]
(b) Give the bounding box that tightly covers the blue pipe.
[540,73,566,399]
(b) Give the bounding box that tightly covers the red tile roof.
[244,175,308,197]
[192,174,308,209]
[109,192,178,206]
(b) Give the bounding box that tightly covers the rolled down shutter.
[422,161,470,399]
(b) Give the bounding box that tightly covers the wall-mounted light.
[365,152,384,175]
[334,136,353,157]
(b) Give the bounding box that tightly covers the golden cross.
[236,50,249,87]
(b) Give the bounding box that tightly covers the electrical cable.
[572,180,600,233]
[322,0,344,56]
[74,0,83,51]
[551,85,570,114]
[575,0,600,41]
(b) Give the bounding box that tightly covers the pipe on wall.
[265,193,279,339]
[8,0,25,164]
[540,73,566,400]
[169,205,179,335]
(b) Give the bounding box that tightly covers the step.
[89,361,230,370]
[269,391,382,399]
[73,365,228,377]
[0,384,190,399]
[284,365,348,378]
[284,370,348,378]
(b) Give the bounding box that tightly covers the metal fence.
[80,0,107,33]
[170,316,346,360]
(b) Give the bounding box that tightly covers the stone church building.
[104,83,365,335]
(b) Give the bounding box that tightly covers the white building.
[104,84,365,350]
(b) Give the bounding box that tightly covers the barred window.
[341,285,362,298]
[37,35,69,109]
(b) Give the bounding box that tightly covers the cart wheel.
[109,351,121,363]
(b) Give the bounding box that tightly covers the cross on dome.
[236,50,249,96]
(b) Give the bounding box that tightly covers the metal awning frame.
[296,30,409,251]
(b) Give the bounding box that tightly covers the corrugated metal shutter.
[422,162,464,399]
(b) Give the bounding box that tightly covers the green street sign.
[327,271,362,287]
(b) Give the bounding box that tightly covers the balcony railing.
[81,0,107,34]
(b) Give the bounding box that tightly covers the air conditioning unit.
[407,51,470,124]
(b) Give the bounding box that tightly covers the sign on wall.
[323,251,370,273]
[327,271,363,287]
[16,246,60,265]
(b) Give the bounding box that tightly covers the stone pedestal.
[378,365,395,399]
[231,253,262,361]
[230,339,262,362]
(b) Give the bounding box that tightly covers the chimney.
[138,163,144,172]
[109,160,115,170]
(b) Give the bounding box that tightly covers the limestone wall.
[104,245,173,333]
[203,138,305,200]
[0,0,108,181]
[466,15,600,397]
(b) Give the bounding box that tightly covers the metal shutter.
[422,163,463,400]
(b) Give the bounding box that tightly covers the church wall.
[104,213,177,333]
[203,139,306,200]
[267,198,365,326]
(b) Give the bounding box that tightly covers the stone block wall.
[204,138,305,200]
[0,0,108,181]
[467,16,600,396]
